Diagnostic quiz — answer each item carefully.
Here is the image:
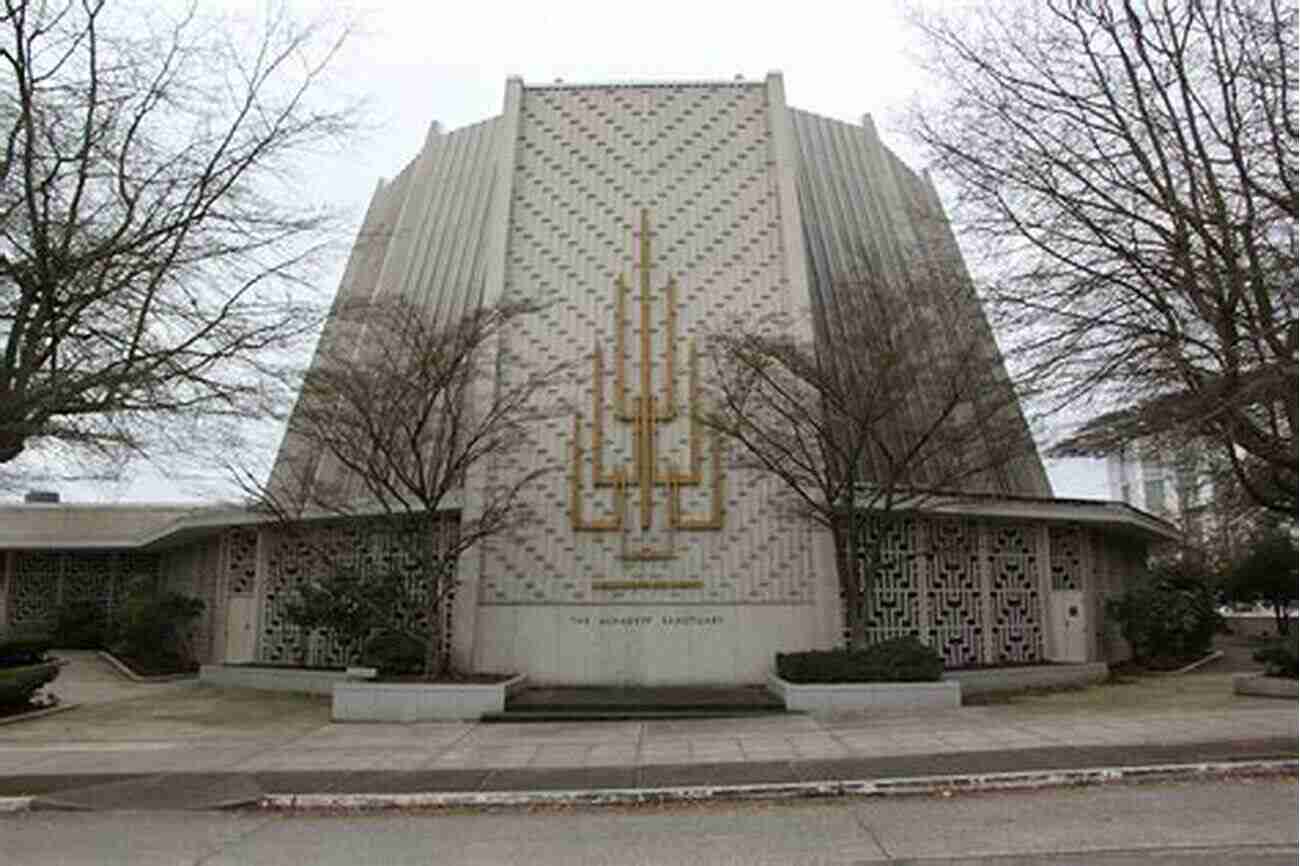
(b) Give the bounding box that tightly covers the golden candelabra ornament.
[570,209,725,561]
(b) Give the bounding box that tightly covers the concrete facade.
[0,75,1181,686]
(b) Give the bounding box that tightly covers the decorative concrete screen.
[254,514,460,668]
[859,517,1145,667]
[5,550,159,638]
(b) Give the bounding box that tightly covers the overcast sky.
[12,0,1111,503]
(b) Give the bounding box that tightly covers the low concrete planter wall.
[766,671,960,715]
[1233,672,1298,699]
[943,663,1109,697]
[199,664,356,695]
[333,674,528,722]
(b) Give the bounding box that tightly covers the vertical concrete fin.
[764,71,815,341]
[480,76,524,308]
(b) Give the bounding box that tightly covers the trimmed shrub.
[1106,579,1220,666]
[776,636,944,683]
[361,631,426,677]
[1253,639,1298,679]
[0,641,52,668]
[0,643,60,707]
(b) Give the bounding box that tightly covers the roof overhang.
[0,495,464,552]
[855,491,1181,543]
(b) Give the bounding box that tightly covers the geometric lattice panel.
[225,529,259,596]
[986,524,1041,664]
[10,552,60,630]
[858,516,1044,667]
[923,518,985,667]
[862,518,922,646]
[8,551,160,634]
[255,515,460,667]
[1048,525,1083,590]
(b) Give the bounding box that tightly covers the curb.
[1158,651,1225,676]
[96,651,197,684]
[0,701,81,728]
[257,758,1298,812]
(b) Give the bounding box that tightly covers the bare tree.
[239,296,564,678]
[905,0,1297,515]
[706,268,1043,648]
[0,0,358,469]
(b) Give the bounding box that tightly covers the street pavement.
[0,651,1294,809]
[0,776,1295,864]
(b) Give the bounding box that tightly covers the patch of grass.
[961,683,1090,706]
[965,670,1247,715]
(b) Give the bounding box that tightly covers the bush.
[0,641,52,668]
[361,631,426,677]
[776,636,944,683]
[0,642,59,708]
[1253,639,1298,679]
[112,582,205,674]
[1106,578,1220,665]
[54,600,108,649]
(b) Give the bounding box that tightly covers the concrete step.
[482,707,791,723]
[487,685,789,722]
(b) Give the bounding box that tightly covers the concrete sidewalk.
[0,653,1294,809]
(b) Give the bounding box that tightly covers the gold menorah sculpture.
[570,209,725,561]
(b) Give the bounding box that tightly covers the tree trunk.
[1275,602,1289,636]
[422,558,453,680]
[833,522,866,649]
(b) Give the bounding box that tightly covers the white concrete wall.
[474,601,837,685]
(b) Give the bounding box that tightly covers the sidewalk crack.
[419,722,480,769]
[191,814,282,866]
[849,807,891,861]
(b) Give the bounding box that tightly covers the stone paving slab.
[5,736,1293,808]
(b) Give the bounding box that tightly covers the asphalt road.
[1,776,1295,865]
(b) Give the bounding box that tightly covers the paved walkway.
[34,650,194,706]
[0,653,1294,808]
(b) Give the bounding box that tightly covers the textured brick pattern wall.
[480,82,823,607]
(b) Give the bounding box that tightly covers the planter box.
[943,663,1109,697]
[333,674,528,722]
[199,664,350,695]
[1233,672,1298,699]
[766,671,960,715]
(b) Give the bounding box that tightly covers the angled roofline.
[0,496,463,551]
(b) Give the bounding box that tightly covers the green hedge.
[776,636,944,683]
[0,663,61,706]
[0,641,52,668]
[0,643,60,707]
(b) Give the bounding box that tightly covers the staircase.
[481,685,790,722]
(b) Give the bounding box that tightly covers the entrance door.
[1048,590,1088,662]
[225,598,258,663]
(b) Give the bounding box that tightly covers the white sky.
[10,0,1110,503]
